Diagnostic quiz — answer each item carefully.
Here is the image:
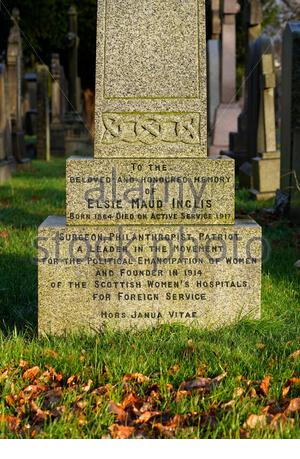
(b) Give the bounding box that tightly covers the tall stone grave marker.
[281,22,300,221]
[208,1,221,131]
[0,64,13,183]
[50,54,66,156]
[210,0,241,155]
[7,8,29,167]
[36,65,50,161]
[65,5,92,156]
[38,0,261,335]
[227,0,263,168]
[250,53,280,200]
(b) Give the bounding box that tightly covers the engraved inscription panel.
[38,218,261,335]
[104,0,200,99]
[102,113,200,145]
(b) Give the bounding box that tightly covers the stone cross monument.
[38,0,261,336]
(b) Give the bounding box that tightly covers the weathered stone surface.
[36,65,50,161]
[38,217,261,335]
[280,22,300,201]
[94,0,207,158]
[207,40,220,131]
[66,157,235,226]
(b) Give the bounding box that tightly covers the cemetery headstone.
[23,72,37,137]
[36,65,50,161]
[38,0,261,335]
[210,0,241,155]
[280,22,300,220]
[251,53,280,199]
[7,8,30,168]
[226,1,263,169]
[208,1,221,131]
[0,64,13,183]
[64,5,92,156]
[50,54,66,156]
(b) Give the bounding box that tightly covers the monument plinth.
[38,0,261,335]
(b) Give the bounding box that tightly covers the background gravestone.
[36,65,50,161]
[6,8,29,167]
[207,0,221,132]
[280,22,300,220]
[50,54,66,156]
[0,63,13,183]
[210,0,241,156]
[64,5,92,156]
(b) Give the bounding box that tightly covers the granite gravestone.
[207,0,221,132]
[64,5,92,156]
[0,64,13,183]
[38,0,261,335]
[36,65,50,161]
[250,53,280,200]
[50,54,66,156]
[6,8,29,167]
[280,22,300,221]
[210,0,241,156]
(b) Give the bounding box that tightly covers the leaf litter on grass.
[0,360,299,439]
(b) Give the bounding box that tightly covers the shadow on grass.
[0,254,37,335]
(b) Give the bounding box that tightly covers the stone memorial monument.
[64,5,92,156]
[7,8,30,168]
[0,63,14,183]
[250,53,280,200]
[227,0,263,168]
[280,22,300,221]
[38,0,261,335]
[36,65,50,161]
[50,54,66,156]
[210,0,241,155]
[208,0,221,132]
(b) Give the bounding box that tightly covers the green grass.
[0,158,299,439]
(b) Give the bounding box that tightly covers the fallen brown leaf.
[123,373,149,384]
[109,424,134,439]
[168,364,180,376]
[244,414,268,430]
[0,231,9,239]
[0,414,20,431]
[260,376,271,396]
[108,401,127,422]
[285,398,300,414]
[0,369,9,382]
[282,386,290,398]
[92,384,111,396]
[5,394,15,407]
[23,366,40,382]
[122,392,140,409]
[19,360,28,369]
[135,410,161,424]
[233,387,244,398]
[289,350,300,360]
[221,399,236,409]
[179,372,226,392]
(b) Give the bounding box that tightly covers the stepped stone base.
[38,216,261,336]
